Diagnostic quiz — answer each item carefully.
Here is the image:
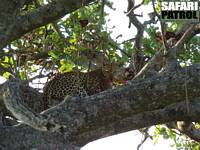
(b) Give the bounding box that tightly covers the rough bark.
[0,0,95,49]
[1,0,200,149]
[0,125,80,150]
[1,64,200,148]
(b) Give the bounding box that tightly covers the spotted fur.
[42,69,113,110]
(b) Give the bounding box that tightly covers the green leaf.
[48,51,59,60]
[19,69,26,80]
[59,59,74,73]
[3,72,11,79]
[144,0,152,5]
[4,56,9,63]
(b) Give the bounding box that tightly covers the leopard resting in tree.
[42,63,128,110]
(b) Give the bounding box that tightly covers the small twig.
[99,0,105,31]
[137,128,151,150]
[174,25,196,49]
[185,64,189,113]
[167,24,196,63]
[133,13,143,17]
[152,0,160,19]
[160,22,168,50]
[8,45,19,77]
[184,44,189,114]
[126,0,144,16]
[120,38,136,44]
[108,40,131,58]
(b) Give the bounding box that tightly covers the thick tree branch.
[0,125,80,150]
[0,0,96,49]
[135,23,200,78]
[2,86,200,146]
[2,80,63,131]
[2,64,200,146]
[67,99,200,146]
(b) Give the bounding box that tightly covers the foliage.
[0,0,200,149]
[154,126,199,150]
[1,1,131,81]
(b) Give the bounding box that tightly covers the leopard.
[42,64,126,110]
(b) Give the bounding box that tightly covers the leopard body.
[42,69,113,109]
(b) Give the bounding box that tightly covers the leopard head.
[101,61,127,84]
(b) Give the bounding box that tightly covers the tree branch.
[135,23,200,78]
[167,121,200,143]
[2,64,200,145]
[126,0,158,75]
[0,125,80,150]
[2,79,64,131]
[0,0,96,49]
